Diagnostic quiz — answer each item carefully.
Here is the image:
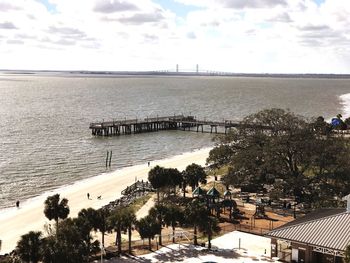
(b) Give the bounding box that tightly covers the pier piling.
[90,115,240,136]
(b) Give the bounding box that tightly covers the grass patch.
[129,193,154,213]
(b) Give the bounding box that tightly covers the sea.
[0,73,350,210]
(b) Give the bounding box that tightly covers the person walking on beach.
[16,200,20,208]
[87,193,90,200]
[148,161,150,167]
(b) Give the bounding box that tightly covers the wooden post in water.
[106,151,109,168]
[109,151,112,167]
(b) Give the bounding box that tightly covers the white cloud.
[0,0,350,73]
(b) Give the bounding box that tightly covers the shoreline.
[0,147,211,254]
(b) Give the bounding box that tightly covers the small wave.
[339,93,350,118]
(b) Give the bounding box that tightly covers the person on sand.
[148,161,150,167]
[16,200,20,208]
[87,193,90,199]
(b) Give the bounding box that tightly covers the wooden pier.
[89,115,241,136]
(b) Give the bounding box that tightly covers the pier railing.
[89,115,242,136]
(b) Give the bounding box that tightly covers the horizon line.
[2,69,350,78]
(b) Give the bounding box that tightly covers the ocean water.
[0,74,350,209]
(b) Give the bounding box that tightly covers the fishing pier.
[89,115,240,136]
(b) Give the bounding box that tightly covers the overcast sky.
[0,0,349,73]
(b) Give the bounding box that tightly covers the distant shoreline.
[2,69,350,79]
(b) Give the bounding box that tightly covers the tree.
[120,207,136,254]
[198,215,220,249]
[210,108,350,204]
[41,219,93,263]
[184,163,207,192]
[185,199,208,246]
[206,145,235,169]
[136,215,160,250]
[149,204,168,246]
[16,231,42,263]
[345,244,350,263]
[163,205,184,243]
[44,194,70,235]
[148,166,167,203]
[94,208,110,248]
[108,207,136,255]
[76,208,98,261]
[166,168,183,195]
[108,209,124,255]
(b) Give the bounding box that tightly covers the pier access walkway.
[89,115,239,136]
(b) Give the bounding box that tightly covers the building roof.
[267,210,350,252]
[277,208,346,229]
[224,190,232,196]
[192,186,206,196]
[207,186,220,197]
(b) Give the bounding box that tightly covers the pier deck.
[89,115,240,136]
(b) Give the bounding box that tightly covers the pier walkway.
[89,115,241,136]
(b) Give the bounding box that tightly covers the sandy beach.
[0,147,211,254]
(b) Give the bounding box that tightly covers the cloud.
[186,31,196,39]
[221,0,287,9]
[266,12,292,23]
[0,3,21,12]
[94,0,139,13]
[7,39,24,44]
[48,26,86,38]
[175,0,287,9]
[117,12,165,24]
[143,33,158,42]
[15,33,37,40]
[1,0,350,73]
[0,22,17,29]
[298,24,330,31]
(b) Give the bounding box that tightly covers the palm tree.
[16,231,43,263]
[198,215,220,249]
[163,205,184,243]
[136,215,160,250]
[44,194,70,235]
[108,209,123,255]
[149,204,168,246]
[108,207,135,255]
[95,208,110,248]
[167,168,183,195]
[148,165,167,203]
[184,163,207,191]
[76,208,98,261]
[41,218,92,263]
[185,199,208,246]
[122,208,137,254]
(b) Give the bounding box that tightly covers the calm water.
[0,74,349,209]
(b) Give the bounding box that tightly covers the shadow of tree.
[146,244,254,262]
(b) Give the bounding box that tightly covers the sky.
[0,0,350,73]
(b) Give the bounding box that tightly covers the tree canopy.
[345,244,350,263]
[16,231,42,263]
[148,165,182,202]
[183,163,207,191]
[44,194,70,234]
[208,108,350,205]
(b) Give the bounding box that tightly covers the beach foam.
[0,147,211,254]
[339,93,350,118]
